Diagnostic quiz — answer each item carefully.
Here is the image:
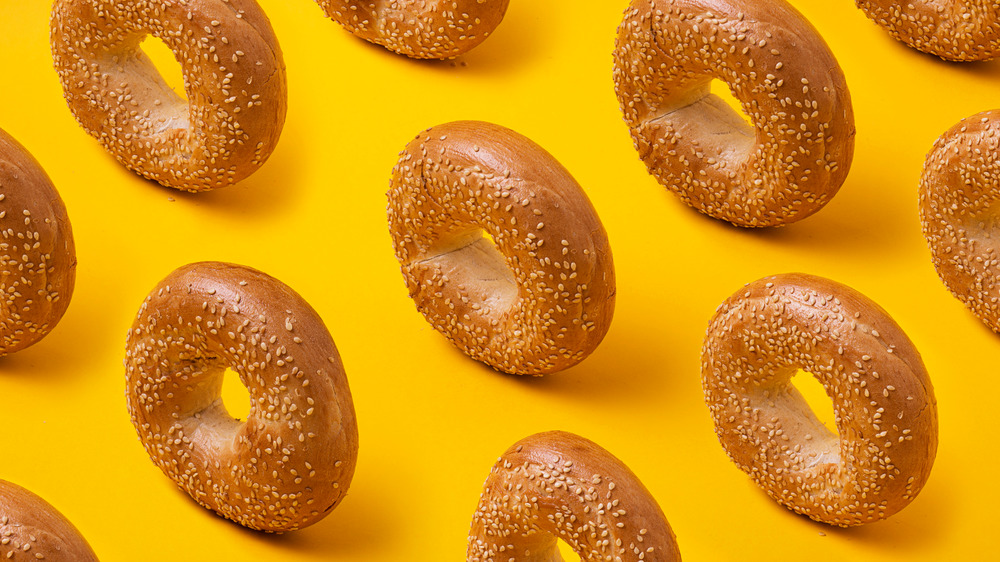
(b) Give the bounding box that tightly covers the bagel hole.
[221,368,252,422]
[139,35,188,103]
[420,228,518,316]
[710,79,754,130]
[661,80,755,165]
[791,370,839,438]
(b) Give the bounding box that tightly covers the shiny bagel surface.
[125,261,358,531]
[613,0,855,227]
[856,1,999,61]
[0,128,76,356]
[468,431,681,561]
[919,110,1000,331]
[702,273,937,526]
[387,120,616,376]
[50,0,287,191]
[315,0,509,59]
[0,480,99,562]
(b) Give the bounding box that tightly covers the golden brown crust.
[50,0,287,191]
[125,262,358,531]
[0,480,99,562]
[468,431,681,561]
[701,273,938,526]
[0,129,76,356]
[856,0,999,61]
[387,121,615,376]
[316,0,509,59]
[919,110,1000,330]
[613,0,855,227]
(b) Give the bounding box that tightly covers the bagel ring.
[919,110,1000,330]
[315,0,510,59]
[856,1,999,61]
[387,121,616,376]
[612,0,855,227]
[0,480,98,561]
[468,431,681,561]
[50,0,287,191]
[701,273,938,526]
[0,128,76,356]
[125,262,358,531]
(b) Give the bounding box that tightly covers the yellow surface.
[0,1,997,560]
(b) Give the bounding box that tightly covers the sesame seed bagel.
[50,0,287,191]
[315,0,509,59]
[125,262,358,531]
[613,0,855,227]
[856,1,999,61]
[0,480,99,561]
[701,273,938,526]
[468,431,681,561]
[0,129,76,356]
[919,111,1000,330]
[387,121,615,376]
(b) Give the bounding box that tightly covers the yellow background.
[1,0,998,560]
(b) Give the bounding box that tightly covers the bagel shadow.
[503,321,689,411]
[724,167,915,264]
[223,478,401,557]
[168,119,307,218]
[333,0,547,77]
[863,29,1000,81]
[0,283,114,379]
[741,459,950,554]
[818,486,950,555]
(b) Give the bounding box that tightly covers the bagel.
[919,110,1000,330]
[50,0,287,191]
[0,128,76,356]
[701,273,938,526]
[468,431,681,561]
[125,261,358,531]
[856,1,999,61]
[387,120,615,376]
[315,0,509,59]
[612,0,855,227]
[0,480,98,561]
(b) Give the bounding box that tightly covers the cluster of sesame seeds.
[0,130,76,357]
[316,0,509,59]
[612,0,855,227]
[468,432,680,561]
[856,0,1000,61]
[919,111,1000,332]
[701,274,938,526]
[50,0,287,191]
[386,121,616,375]
[124,262,358,531]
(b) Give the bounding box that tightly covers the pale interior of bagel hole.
[123,35,190,132]
[766,369,840,471]
[421,227,518,315]
[661,79,755,164]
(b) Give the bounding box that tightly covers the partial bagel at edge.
[919,110,1000,330]
[0,480,99,561]
[468,431,682,561]
[50,0,288,191]
[856,1,999,61]
[315,0,510,59]
[613,0,855,227]
[0,128,76,356]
